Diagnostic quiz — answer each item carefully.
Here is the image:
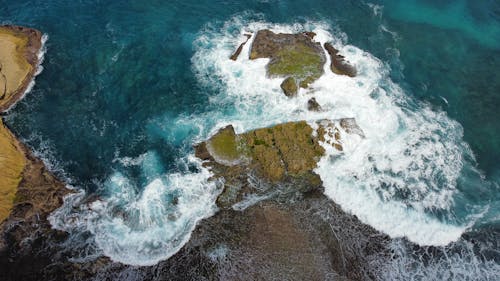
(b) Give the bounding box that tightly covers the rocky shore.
[0,27,394,281]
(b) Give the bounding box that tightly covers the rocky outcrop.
[142,194,390,281]
[249,29,326,95]
[324,42,357,77]
[0,138,70,253]
[196,119,364,209]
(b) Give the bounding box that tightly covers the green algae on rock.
[206,125,248,165]
[249,30,326,95]
[196,119,364,209]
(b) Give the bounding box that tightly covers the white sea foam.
[192,18,477,246]
[380,238,500,281]
[50,155,219,266]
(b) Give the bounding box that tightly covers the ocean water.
[1,0,499,279]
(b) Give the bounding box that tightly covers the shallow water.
[1,0,499,279]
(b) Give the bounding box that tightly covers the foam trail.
[192,18,479,246]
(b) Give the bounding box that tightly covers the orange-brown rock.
[0,120,26,221]
[0,25,42,112]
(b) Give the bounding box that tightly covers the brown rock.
[324,42,357,77]
[0,25,42,112]
[303,31,316,39]
[280,76,298,97]
[340,117,365,138]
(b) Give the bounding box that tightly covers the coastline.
[0,25,69,256]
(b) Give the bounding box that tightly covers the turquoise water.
[1,0,499,279]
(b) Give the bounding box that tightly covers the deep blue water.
[1,0,499,279]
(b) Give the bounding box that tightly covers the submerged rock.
[249,29,326,94]
[195,119,364,209]
[324,42,357,77]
